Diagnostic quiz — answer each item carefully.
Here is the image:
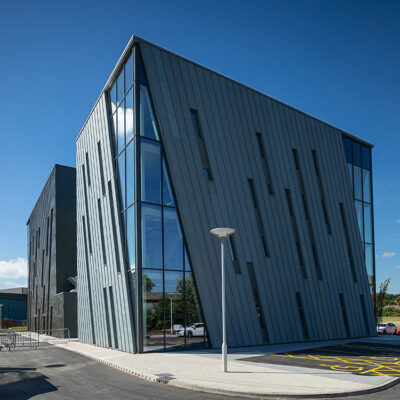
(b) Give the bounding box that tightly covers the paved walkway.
[37,334,400,398]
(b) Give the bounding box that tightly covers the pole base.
[222,343,227,372]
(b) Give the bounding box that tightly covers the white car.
[177,323,205,337]
[377,323,397,334]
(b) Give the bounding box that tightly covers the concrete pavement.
[37,335,400,398]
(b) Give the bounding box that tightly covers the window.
[285,188,306,279]
[118,152,126,210]
[82,165,92,254]
[364,203,372,243]
[97,198,107,266]
[343,138,352,163]
[140,85,159,140]
[85,152,91,187]
[164,208,183,270]
[109,287,119,349]
[162,158,175,206]
[117,105,124,154]
[141,204,162,269]
[362,146,371,170]
[126,141,134,207]
[256,132,273,195]
[97,142,106,196]
[125,88,134,144]
[190,109,213,181]
[362,170,371,203]
[296,292,309,340]
[126,206,135,270]
[312,150,331,235]
[360,294,370,335]
[248,179,269,257]
[107,181,121,273]
[246,262,269,342]
[125,54,133,93]
[339,293,350,336]
[353,166,362,201]
[339,203,357,283]
[352,142,362,167]
[117,69,124,106]
[103,288,112,348]
[228,236,240,274]
[141,139,161,204]
[190,109,202,138]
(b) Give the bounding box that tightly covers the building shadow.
[0,367,57,399]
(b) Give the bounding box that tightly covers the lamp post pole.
[210,227,235,373]
[170,295,173,335]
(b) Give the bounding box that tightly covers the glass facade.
[343,137,375,308]
[109,47,207,352]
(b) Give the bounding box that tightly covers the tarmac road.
[1,341,400,400]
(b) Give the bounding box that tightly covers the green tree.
[143,273,155,293]
[376,278,391,323]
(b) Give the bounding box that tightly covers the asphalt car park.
[240,341,400,377]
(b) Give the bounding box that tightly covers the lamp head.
[210,227,235,242]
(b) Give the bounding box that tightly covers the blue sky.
[0,1,399,291]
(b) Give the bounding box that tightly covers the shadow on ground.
[0,366,57,399]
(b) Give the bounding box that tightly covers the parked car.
[377,323,397,334]
[176,323,205,337]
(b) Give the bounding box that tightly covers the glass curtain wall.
[109,47,207,352]
[343,137,375,308]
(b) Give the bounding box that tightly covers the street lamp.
[210,227,235,373]
[170,294,173,335]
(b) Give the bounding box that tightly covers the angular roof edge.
[76,35,373,148]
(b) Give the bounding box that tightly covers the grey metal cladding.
[139,39,375,348]
[76,93,135,352]
[27,165,77,338]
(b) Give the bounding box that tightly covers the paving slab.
[38,335,400,398]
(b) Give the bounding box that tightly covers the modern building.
[27,164,77,337]
[0,287,28,325]
[76,36,375,353]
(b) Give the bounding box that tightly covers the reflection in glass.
[362,169,371,203]
[141,204,162,269]
[165,271,184,348]
[140,85,159,140]
[118,152,125,210]
[353,166,362,201]
[353,141,362,167]
[343,138,352,163]
[355,200,363,241]
[141,139,161,204]
[162,158,175,206]
[112,112,117,148]
[117,70,124,105]
[125,54,133,92]
[126,206,135,270]
[126,142,134,207]
[365,244,373,284]
[362,146,371,170]
[117,104,124,154]
[347,163,353,189]
[110,82,117,112]
[364,203,372,243]
[164,208,183,270]
[142,269,163,351]
[184,247,191,271]
[125,88,134,144]
[185,272,207,348]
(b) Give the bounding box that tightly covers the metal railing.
[0,328,39,351]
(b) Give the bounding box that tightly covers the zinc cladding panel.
[76,93,135,353]
[140,40,375,348]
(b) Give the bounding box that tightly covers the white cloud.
[394,266,400,270]
[0,258,27,279]
[397,219,400,224]
[3,281,26,288]
[383,252,396,258]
